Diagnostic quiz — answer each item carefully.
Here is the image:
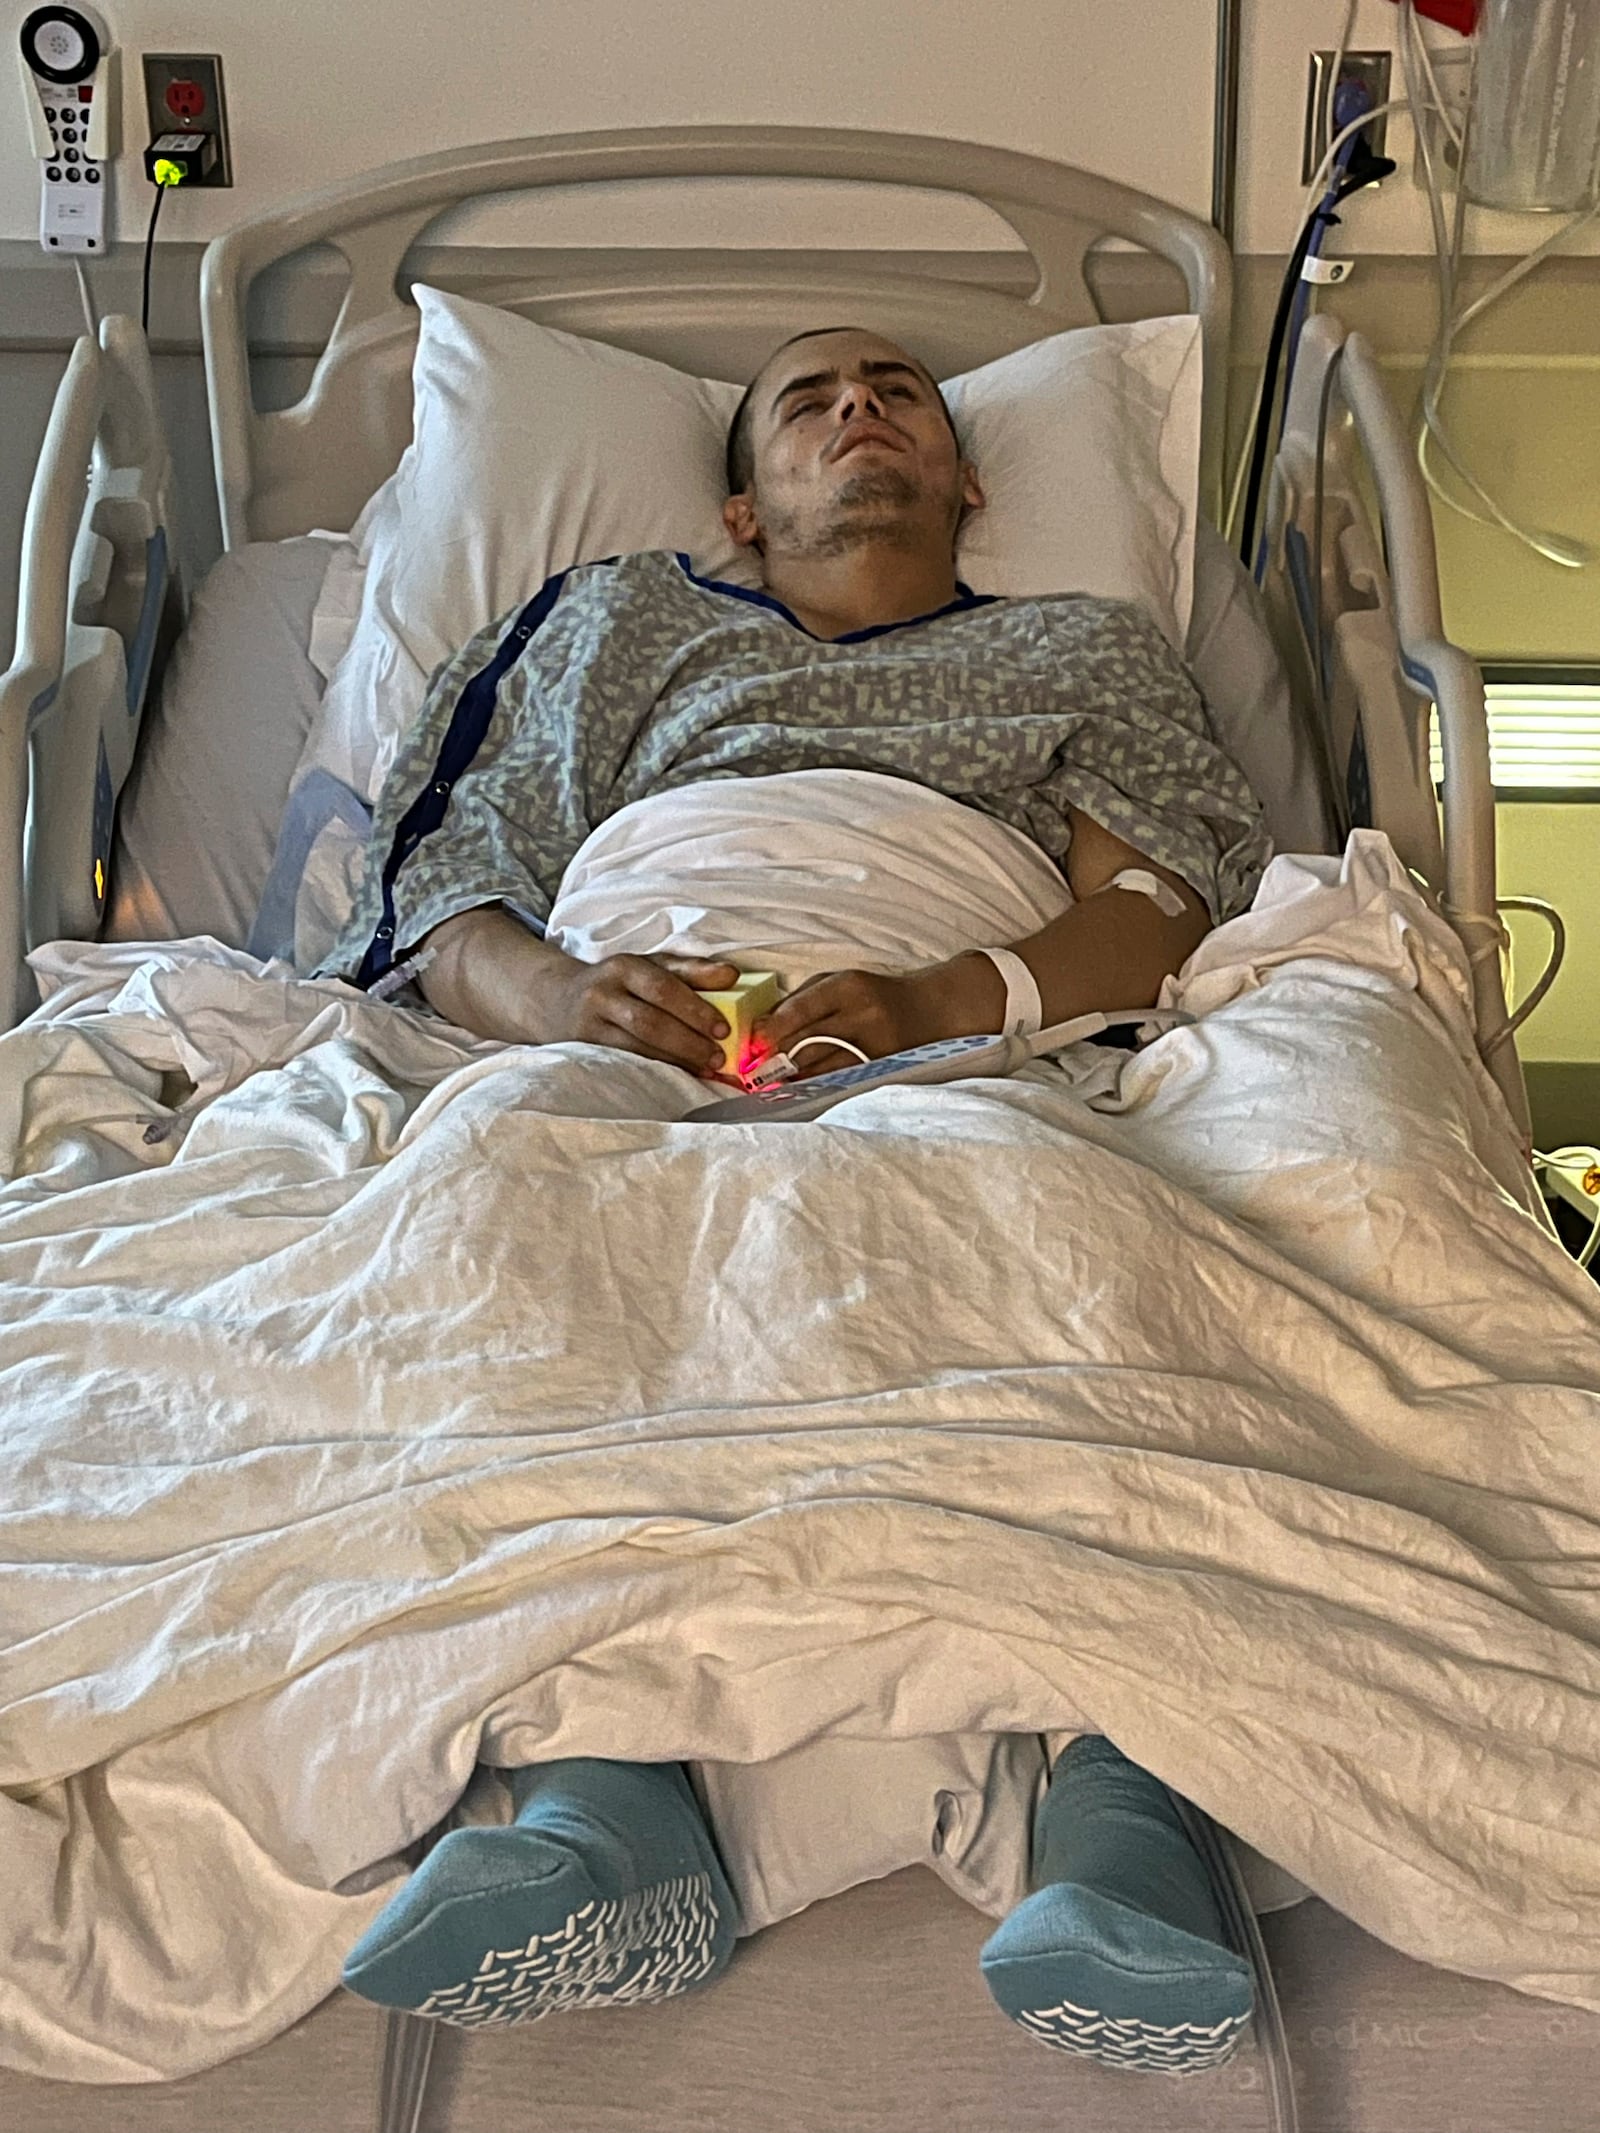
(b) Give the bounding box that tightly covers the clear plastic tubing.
[1468,0,1600,211]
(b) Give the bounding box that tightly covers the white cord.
[1494,896,1566,1039]
[787,1035,871,1067]
[747,1032,873,1085]
[1401,0,1599,570]
[1323,0,1360,205]
[72,257,97,338]
[1442,892,1567,1060]
[1411,20,1465,155]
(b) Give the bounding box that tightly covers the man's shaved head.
[725,326,959,496]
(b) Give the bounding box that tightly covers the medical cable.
[749,1033,872,1085]
[1281,80,1387,416]
[1222,86,1429,548]
[1165,1792,1300,2133]
[1406,8,1466,155]
[1401,0,1600,569]
[1433,894,1564,1098]
[1238,141,1392,578]
[367,944,438,1002]
[1323,0,1360,192]
[1493,896,1566,1039]
[72,258,98,338]
[139,175,169,336]
[1305,343,1356,841]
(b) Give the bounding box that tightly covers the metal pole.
[1212,0,1243,243]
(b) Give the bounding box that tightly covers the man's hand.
[752,957,1003,1079]
[545,952,743,1071]
[418,906,738,1072]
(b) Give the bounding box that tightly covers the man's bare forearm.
[414,904,740,1069]
[417,906,572,1043]
[953,881,1212,1030]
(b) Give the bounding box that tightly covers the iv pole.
[1213,0,1243,241]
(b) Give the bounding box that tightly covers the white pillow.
[302,288,1203,808]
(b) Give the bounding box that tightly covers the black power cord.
[140,175,173,336]
[1236,139,1395,573]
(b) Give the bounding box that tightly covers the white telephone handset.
[17,5,119,255]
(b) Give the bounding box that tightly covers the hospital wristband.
[978,946,1043,1037]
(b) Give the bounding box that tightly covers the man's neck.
[758,543,961,641]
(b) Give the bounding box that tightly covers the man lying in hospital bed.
[8,313,1600,2093]
[322,324,1272,2067]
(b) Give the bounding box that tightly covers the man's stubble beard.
[758,466,956,560]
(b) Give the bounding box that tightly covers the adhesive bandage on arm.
[1105,868,1189,918]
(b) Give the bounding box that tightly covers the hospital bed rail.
[1261,312,1529,1144]
[0,314,180,1028]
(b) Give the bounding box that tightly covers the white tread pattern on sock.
[1016,1995,1251,2076]
[412,1873,720,2028]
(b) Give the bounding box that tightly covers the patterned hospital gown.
[325,551,1270,989]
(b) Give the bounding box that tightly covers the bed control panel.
[17,4,118,254]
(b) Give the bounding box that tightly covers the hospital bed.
[3,126,1594,2133]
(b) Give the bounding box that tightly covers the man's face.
[724,329,984,560]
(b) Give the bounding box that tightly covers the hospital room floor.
[8,1870,1594,2132]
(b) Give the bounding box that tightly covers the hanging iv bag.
[1467,0,1600,209]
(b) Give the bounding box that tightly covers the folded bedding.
[2,835,1599,2083]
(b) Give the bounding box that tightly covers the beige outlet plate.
[141,52,232,186]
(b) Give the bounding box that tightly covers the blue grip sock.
[341,1758,738,2027]
[978,1735,1255,2075]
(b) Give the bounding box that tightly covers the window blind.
[1429,670,1600,796]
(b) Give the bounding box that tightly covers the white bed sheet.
[4,834,1598,2084]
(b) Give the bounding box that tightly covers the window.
[1430,666,1600,799]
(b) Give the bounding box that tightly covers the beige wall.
[9,0,1598,256]
[1237,0,1600,257]
[2,0,1215,248]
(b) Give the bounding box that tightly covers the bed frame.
[0,126,1527,1141]
[0,315,182,1030]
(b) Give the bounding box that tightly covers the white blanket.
[3,833,1599,2082]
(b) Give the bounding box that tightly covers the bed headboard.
[200,126,1231,550]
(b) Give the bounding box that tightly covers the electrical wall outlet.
[1302,49,1393,184]
[140,52,231,185]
